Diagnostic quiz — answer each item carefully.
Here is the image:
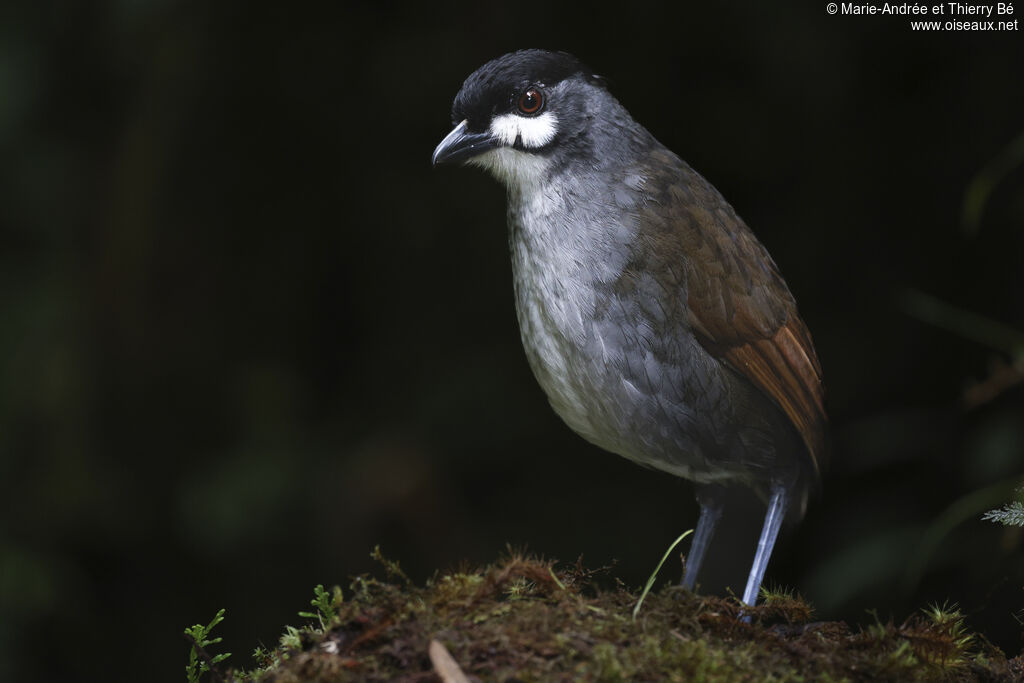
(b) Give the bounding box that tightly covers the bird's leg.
[680,484,725,591]
[741,484,790,606]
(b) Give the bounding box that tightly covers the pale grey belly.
[506,191,797,488]
[513,280,765,484]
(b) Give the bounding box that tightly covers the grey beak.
[432,120,499,166]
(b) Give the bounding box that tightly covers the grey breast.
[505,160,767,484]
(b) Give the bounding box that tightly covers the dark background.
[1,1,1023,681]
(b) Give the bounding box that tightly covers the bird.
[432,50,826,607]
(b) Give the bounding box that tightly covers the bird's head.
[432,50,611,188]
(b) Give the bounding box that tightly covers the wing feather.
[646,153,828,474]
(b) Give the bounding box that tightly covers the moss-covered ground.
[199,550,1022,682]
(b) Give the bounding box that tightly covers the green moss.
[209,550,1021,682]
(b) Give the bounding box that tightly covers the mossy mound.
[215,551,1020,682]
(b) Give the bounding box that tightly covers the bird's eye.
[517,87,544,116]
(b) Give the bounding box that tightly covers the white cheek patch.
[489,111,559,149]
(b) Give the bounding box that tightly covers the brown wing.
[658,157,827,476]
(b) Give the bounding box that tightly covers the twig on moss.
[429,639,471,683]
